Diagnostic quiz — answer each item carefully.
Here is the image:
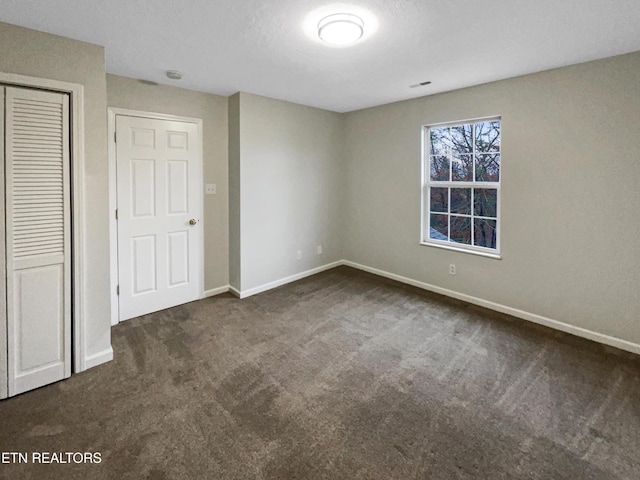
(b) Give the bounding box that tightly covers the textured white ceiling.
[2,0,640,112]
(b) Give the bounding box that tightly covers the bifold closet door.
[4,86,71,396]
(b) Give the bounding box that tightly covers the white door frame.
[108,108,204,325]
[0,72,86,375]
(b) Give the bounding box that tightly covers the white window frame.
[420,116,501,259]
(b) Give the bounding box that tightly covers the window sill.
[419,241,502,259]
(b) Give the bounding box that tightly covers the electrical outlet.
[317,245,323,255]
[296,250,302,260]
[205,183,216,195]
[449,264,456,275]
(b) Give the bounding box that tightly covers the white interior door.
[116,115,202,321]
[4,86,71,396]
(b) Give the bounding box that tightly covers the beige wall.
[228,94,241,289]
[107,74,229,291]
[343,52,640,345]
[229,93,345,292]
[0,22,111,362]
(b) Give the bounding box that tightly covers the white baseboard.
[83,347,114,370]
[342,260,640,356]
[203,285,230,298]
[234,261,344,299]
[105,259,640,357]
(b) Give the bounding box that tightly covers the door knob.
[189,219,197,225]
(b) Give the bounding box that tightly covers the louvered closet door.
[4,86,71,396]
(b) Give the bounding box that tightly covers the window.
[421,117,501,257]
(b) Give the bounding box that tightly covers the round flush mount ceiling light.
[166,70,183,80]
[317,13,364,46]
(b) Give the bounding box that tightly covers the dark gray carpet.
[1,266,639,479]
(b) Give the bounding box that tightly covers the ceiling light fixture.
[166,70,183,80]
[318,13,364,46]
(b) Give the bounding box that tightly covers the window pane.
[474,218,497,248]
[451,188,471,214]
[475,121,500,152]
[451,124,473,156]
[430,187,448,213]
[430,214,448,240]
[425,119,500,254]
[430,127,450,155]
[452,154,472,181]
[450,216,471,244]
[430,155,450,181]
[475,153,500,182]
[474,188,497,217]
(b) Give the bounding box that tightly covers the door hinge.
[114,131,117,143]
[116,285,120,296]
[115,209,118,220]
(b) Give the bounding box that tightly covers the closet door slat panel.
[5,86,71,397]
